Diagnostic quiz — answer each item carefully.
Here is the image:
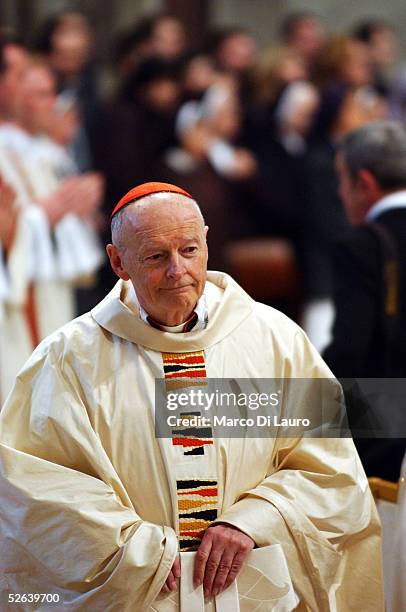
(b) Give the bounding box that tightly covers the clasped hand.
[161,523,255,598]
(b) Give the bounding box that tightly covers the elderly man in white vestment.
[0,182,383,611]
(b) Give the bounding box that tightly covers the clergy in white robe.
[0,57,103,404]
[0,183,384,611]
[0,172,34,401]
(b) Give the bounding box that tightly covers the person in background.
[157,82,258,272]
[179,51,220,103]
[301,36,387,351]
[205,27,258,110]
[242,46,315,315]
[147,13,187,62]
[0,42,103,403]
[207,27,257,77]
[251,45,308,109]
[353,19,397,98]
[93,56,181,291]
[34,11,100,171]
[243,45,308,225]
[313,34,373,91]
[94,56,180,209]
[243,79,319,304]
[280,12,326,75]
[113,13,187,79]
[323,120,406,481]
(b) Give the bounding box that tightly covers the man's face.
[0,44,29,118]
[218,33,258,73]
[144,78,180,114]
[290,18,325,62]
[370,28,396,68]
[151,17,186,61]
[335,152,365,225]
[109,194,208,326]
[17,66,57,134]
[50,13,92,76]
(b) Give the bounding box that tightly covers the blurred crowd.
[0,9,405,395]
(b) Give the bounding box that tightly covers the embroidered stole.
[162,350,218,551]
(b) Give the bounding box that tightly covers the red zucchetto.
[111,182,194,218]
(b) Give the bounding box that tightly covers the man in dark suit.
[323,120,406,480]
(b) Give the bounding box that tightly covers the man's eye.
[146,253,163,262]
[183,246,198,254]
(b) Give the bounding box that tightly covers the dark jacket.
[323,206,406,480]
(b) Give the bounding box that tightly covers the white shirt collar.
[139,289,209,333]
[366,190,406,221]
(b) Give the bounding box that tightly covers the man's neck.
[148,309,196,328]
[136,290,208,333]
[148,310,199,334]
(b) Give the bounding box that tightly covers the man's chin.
[159,292,197,314]
[163,294,195,309]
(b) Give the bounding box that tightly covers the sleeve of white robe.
[213,328,384,612]
[0,343,178,611]
[0,209,31,308]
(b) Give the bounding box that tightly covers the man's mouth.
[161,285,192,292]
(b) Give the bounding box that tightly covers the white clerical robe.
[0,273,384,611]
[0,124,102,404]
[392,453,406,610]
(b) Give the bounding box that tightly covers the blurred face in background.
[50,13,92,77]
[206,87,241,140]
[277,54,307,84]
[16,64,57,134]
[254,46,307,104]
[333,88,387,138]
[314,36,372,91]
[151,17,186,61]
[0,44,29,118]
[217,32,258,74]
[288,17,326,62]
[143,77,180,114]
[369,27,397,69]
[182,55,219,97]
[341,40,372,87]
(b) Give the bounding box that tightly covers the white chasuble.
[0,273,384,610]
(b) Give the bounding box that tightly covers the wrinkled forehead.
[125,192,204,232]
[114,193,205,251]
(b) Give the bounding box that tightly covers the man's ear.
[357,169,382,202]
[204,225,209,239]
[106,244,131,280]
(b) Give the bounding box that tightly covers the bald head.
[111,191,205,251]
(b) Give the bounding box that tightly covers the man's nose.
[166,254,185,278]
